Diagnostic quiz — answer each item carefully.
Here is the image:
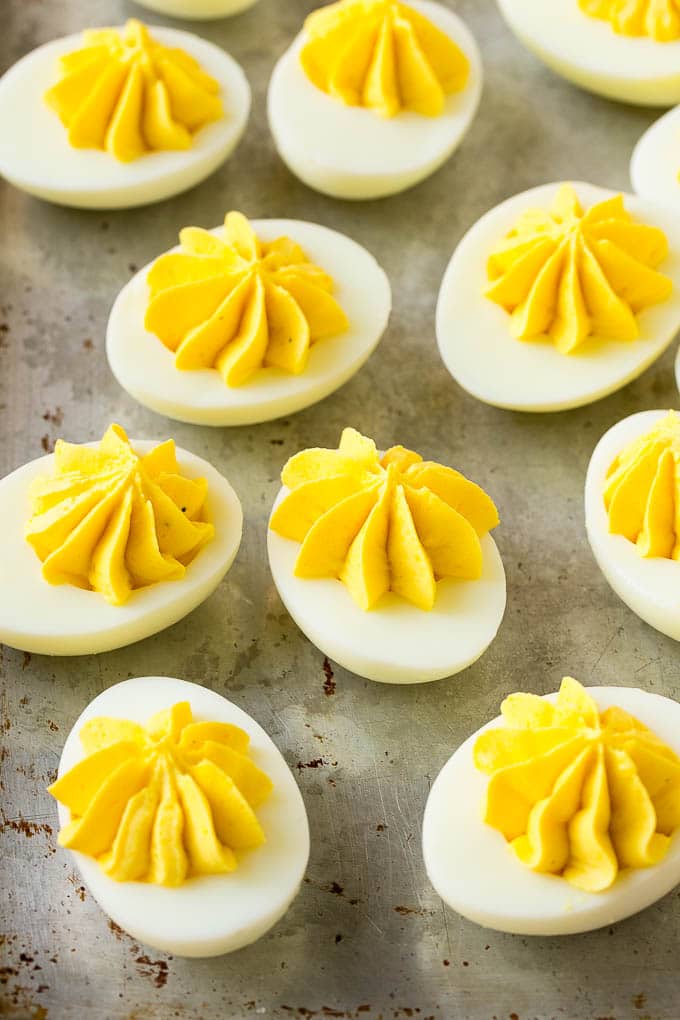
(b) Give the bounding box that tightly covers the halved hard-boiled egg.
[49,675,310,957]
[267,427,506,684]
[496,0,680,105]
[0,424,242,656]
[630,105,680,214]
[437,181,680,412]
[267,0,482,200]
[107,212,391,426]
[585,408,680,642]
[0,19,250,209]
[132,0,259,18]
[423,677,680,935]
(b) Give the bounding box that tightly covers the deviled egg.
[630,105,680,214]
[585,409,680,642]
[132,0,259,19]
[423,676,680,935]
[0,19,250,208]
[107,212,391,426]
[496,0,680,105]
[267,0,482,200]
[0,424,242,655]
[49,675,310,957]
[267,427,506,684]
[437,181,680,412]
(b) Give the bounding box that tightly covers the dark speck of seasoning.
[376,823,386,833]
[128,263,138,273]
[42,407,63,427]
[329,882,343,896]
[270,438,284,446]
[322,657,335,696]
[181,507,187,513]
[83,338,93,350]
[334,934,342,944]
[22,652,31,670]
[509,1013,520,1020]
[296,757,325,771]
[40,435,54,454]
[443,959,450,967]
[135,954,169,989]
[462,961,469,967]
[632,994,646,1010]
[47,721,58,732]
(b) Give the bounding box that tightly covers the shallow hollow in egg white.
[55,676,310,957]
[423,685,680,936]
[585,409,680,643]
[267,0,483,201]
[107,219,392,426]
[436,181,680,413]
[267,487,506,685]
[496,0,680,105]
[0,27,251,209]
[0,441,242,656]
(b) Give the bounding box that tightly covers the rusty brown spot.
[322,657,336,696]
[135,954,169,989]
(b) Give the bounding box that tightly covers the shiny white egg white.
[631,106,680,215]
[0,441,242,656]
[497,0,680,105]
[56,676,310,957]
[585,409,680,642]
[267,0,482,200]
[267,488,506,684]
[436,182,680,412]
[107,219,391,426]
[132,0,259,18]
[0,27,250,209]
[423,685,680,935]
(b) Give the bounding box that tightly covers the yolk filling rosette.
[474,677,680,892]
[44,19,223,161]
[24,424,214,606]
[579,0,680,40]
[49,700,272,885]
[485,184,672,355]
[299,0,470,117]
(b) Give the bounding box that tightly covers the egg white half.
[436,181,680,413]
[132,0,259,18]
[585,409,680,642]
[0,441,242,656]
[267,487,506,684]
[107,219,391,426]
[267,0,482,200]
[497,0,680,105]
[630,106,680,215]
[0,27,251,209]
[56,676,310,957]
[423,684,680,936]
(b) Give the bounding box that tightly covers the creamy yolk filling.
[580,0,680,41]
[604,410,680,559]
[48,702,272,885]
[485,184,672,354]
[24,424,214,606]
[474,677,680,892]
[144,212,349,387]
[300,0,469,117]
[270,427,499,611]
[44,19,223,162]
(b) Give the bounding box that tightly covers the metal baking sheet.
[2,1,680,1017]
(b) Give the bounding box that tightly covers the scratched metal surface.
[1,0,680,1017]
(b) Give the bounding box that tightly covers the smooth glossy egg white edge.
[131,0,259,18]
[584,408,680,642]
[423,684,680,936]
[55,676,310,957]
[266,0,482,200]
[267,486,506,685]
[436,181,680,412]
[497,0,680,104]
[107,219,392,426]
[0,28,251,209]
[0,441,243,656]
[630,106,680,211]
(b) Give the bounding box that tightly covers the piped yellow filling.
[475,677,680,892]
[144,212,349,386]
[580,0,680,41]
[485,184,672,354]
[300,0,469,117]
[604,410,680,559]
[48,702,272,885]
[44,19,223,162]
[270,427,499,610]
[25,424,214,605]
